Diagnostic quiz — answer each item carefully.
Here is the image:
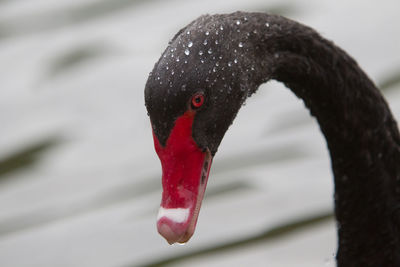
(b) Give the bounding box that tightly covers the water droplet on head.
[220,25,224,31]
[208,48,212,54]
[238,42,243,48]
[215,62,219,66]
[171,70,175,75]
[188,41,193,47]
[203,39,208,45]
[199,50,204,56]
[265,22,270,27]
[181,84,187,91]
[184,49,190,56]
[234,59,238,64]
[215,40,219,44]
[228,62,232,67]
[213,67,217,72]
[186,31,191,35]
[176,57,180,62]
[236,20,241,25]
[201,59,204,63]
[205,31,209,36]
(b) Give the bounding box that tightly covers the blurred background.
[0,0,399,266]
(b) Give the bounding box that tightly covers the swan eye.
[191,93,204,109]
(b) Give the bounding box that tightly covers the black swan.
[144,12,400,266]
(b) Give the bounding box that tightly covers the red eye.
[191,93,204,109]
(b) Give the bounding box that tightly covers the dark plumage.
[145,12,400,266]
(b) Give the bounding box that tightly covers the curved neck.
[243,14,400,266]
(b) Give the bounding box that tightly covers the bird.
[144,12,400,266]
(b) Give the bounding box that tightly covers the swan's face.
[145,14,256,244]
[145,62,215,244]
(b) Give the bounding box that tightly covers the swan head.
[145,12,267,244]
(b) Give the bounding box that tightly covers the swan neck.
[246,14,400,264]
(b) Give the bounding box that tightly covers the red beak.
[152,111,212,244]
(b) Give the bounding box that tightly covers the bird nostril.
[203,160,209,171]
[201,173,206,184]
